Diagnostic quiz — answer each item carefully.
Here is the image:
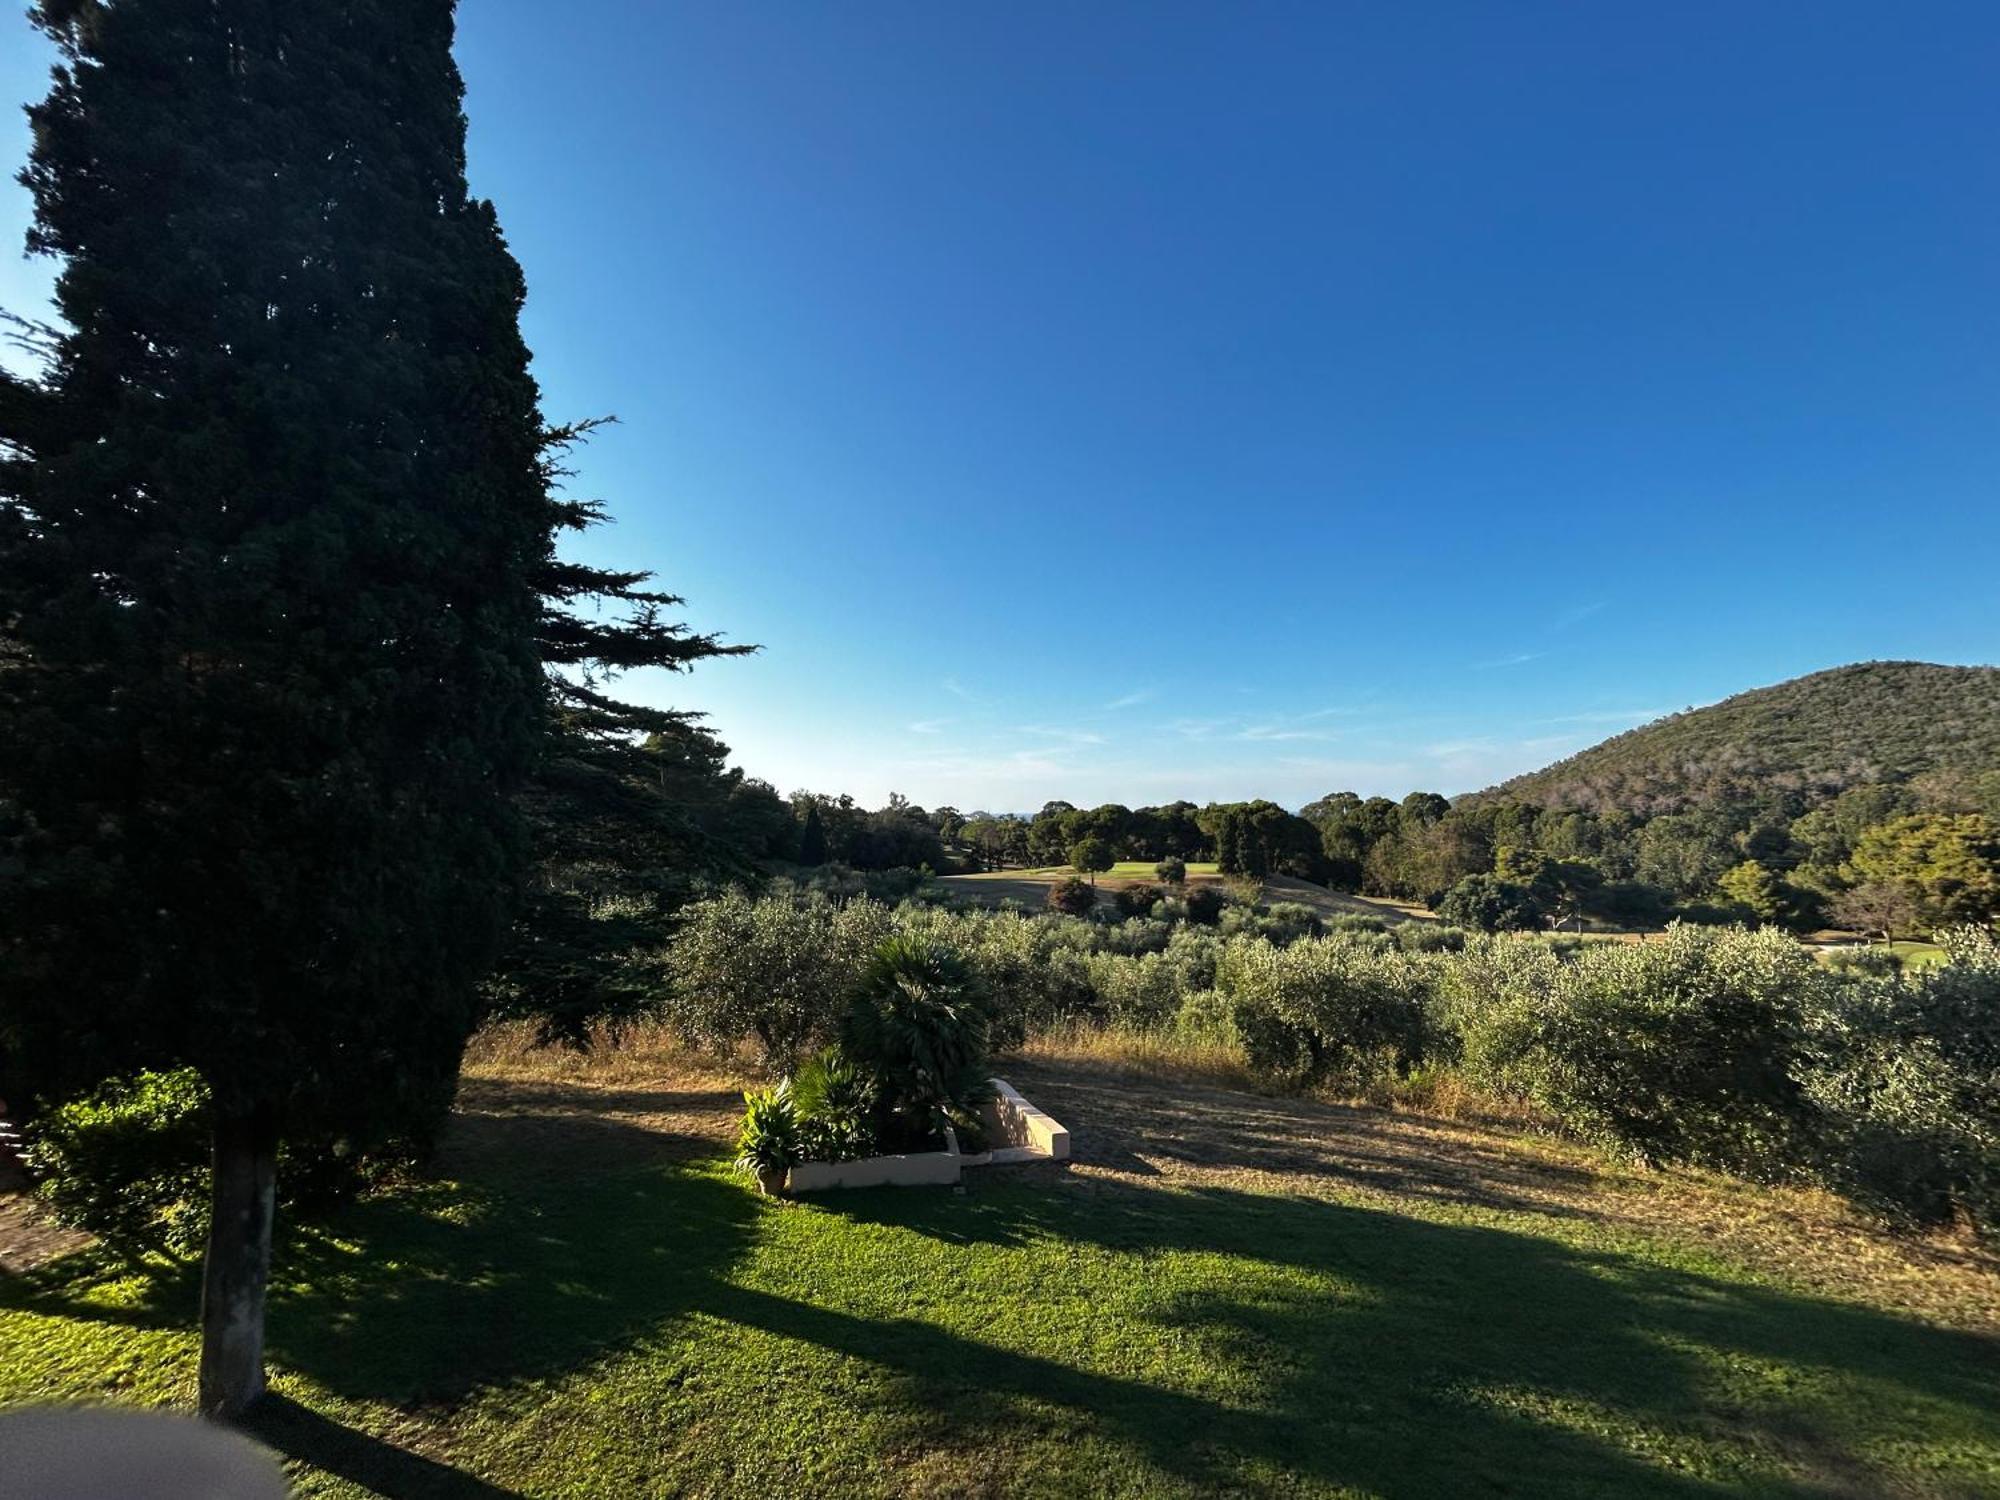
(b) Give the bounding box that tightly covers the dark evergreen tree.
[798,803,829,866]
[1,0,547,1417]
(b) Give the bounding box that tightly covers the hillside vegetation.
[1473,662,2000,817]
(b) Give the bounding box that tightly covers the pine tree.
[1,0,550,1417]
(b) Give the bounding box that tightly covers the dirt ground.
[0,1149,89,1276]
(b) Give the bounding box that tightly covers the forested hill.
[1469,661,2000,817]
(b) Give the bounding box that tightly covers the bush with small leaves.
[23,1069,421,1265]
[1114,882,1165,919]
[23,1069,212,1261]
[1397,923,1468,954]
[1222,935,1434,1091]
[1183,885,1227,926]
[1459,924,1828,1175]
[1327,913,1391,937]
[1046,876,1096,917]
[1804,927,2000,1232]
[665,889,892,1072]
[1154,857,1187,886]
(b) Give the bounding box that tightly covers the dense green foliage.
[666,887,2000,1234]
[1068,835,1115,883]
[832,664,2000,940]
[21,1071,212,1261]
[664,887,889,1072]
[788,1047,879,1163]
[0,0,548,1151]
[1046,876,1097,916]
[733,1087,800,1183]
[843,937,994,1148]
[0,0,584,1411]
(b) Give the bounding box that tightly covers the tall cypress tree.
[1,1,552,1416]
[799,802,830,866]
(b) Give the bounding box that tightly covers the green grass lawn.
[1811,940,1950,971]
[4,1062,1997,1498]
[1886,940,1950,970]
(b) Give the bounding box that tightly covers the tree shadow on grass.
[1,1105,757,1393]
[8,1080,1998,1498]
[242,1396,529,1500]
[791,1177,2000,1498]
[2,1101,760,1496]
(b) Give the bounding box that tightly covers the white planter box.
[786,1128,964,1192]
[785,1077,1071,1193]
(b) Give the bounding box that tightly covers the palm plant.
[791,1046,879,1163]
[843,936,993,1147]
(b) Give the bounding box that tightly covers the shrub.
[1805,927,2000,1231]
[1398,923,1468,954]
[1084,948,1183,1029]
[1154,857,1187,886]
[790,1047,879,1163]
[1172,987,1241,1049]
[1183,885,1227,926]
[843,936,993,1147]
[735,1085,800,1188]
[1046,877,1096,917]
[1327,913,1390,936]
[1114,882,1164,919]
[1223,936,1432,1091]
[1437,875,1544,933]
[1257,901,1323,947]
[1824,946,1903,979]
[23,1069,212,1260]
[1460,925,1826,1175]
[665,889,891,1071]
[22,1069,391,1262]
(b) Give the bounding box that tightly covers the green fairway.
[3,1059,1996,1498]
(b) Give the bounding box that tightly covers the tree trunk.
[197,1107,279,1420]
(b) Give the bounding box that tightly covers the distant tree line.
[765,775,2000,942]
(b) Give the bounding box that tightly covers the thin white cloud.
[1018,725,1107,747]
[1550,600,1609,632]
[1475,650,1546,669]
[1104,687,1156,711]
[1236,724,1336,743]
[941,676,980,702]
[907,718,951,735]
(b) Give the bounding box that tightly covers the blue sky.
[4,3,1996,812]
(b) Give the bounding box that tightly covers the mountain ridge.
[1467,661,2000,817]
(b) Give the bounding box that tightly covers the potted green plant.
[735,1085,799,1196]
